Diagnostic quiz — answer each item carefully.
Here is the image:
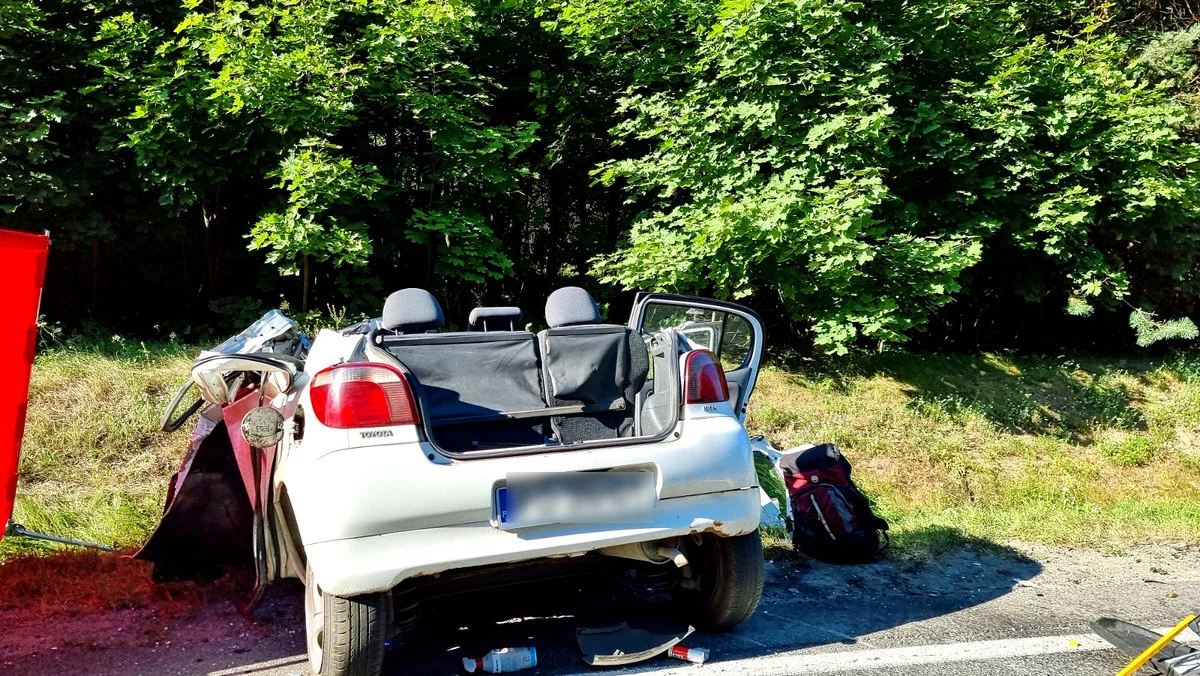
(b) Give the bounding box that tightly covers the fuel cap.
[241,406,285,448]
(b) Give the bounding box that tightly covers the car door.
[629,293,764,422]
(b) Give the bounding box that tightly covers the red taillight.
[684,349,730,404]
[309,363,419,429]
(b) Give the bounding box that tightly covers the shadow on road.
[379,528,1041,675]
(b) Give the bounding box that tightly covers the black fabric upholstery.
[382,288,445,333]
[468,306,522,332]
[374,285,652,450]
[431,419,547,454]
[537,324,650,443]
[625,331,650,403]
[380,332,548,451]
[542,325,626,403]
[544,286,601,328]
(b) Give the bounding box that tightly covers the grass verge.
[4,343,1199,564]
[750,352,1200,554]
[1,338,194,559]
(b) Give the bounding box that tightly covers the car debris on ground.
[576,618,694,666]
[668,645,710,664]
[462,646,537,673]
[1095,615,1200,676]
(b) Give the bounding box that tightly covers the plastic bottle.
[462,647,537,673]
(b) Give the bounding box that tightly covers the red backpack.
[779,443,889,563]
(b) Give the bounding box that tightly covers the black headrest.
[382,288,444,333]
[468,306,522,331]
[545,287,601,328]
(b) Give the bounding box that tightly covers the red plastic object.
[0,229,50,537]
[684,349,730,404]
[310,363,419,429]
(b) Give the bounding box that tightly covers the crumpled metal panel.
[137,310,304,585]
[133,417,254,579]
[136,384,287,601]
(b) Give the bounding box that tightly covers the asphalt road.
[7,543,1199,676]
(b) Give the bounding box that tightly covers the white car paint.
[277,397,760,595]
[272,299,765,599]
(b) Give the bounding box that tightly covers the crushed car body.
[141,288,768,676]
[137,310,308,591]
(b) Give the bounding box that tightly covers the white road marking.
[207,628,1200,675]
[560,628,1200,675]
[732,633,1115,675]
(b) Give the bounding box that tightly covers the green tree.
[132,0,541,308]
[548,0,1200,351]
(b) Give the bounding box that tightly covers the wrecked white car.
[143,287,766,676]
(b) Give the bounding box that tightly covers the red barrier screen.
[0,229,49,536]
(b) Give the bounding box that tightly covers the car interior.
[368,287,677,454]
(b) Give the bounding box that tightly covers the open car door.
[629,293,763,421]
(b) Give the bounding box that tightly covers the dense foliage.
[2,0,1199,351]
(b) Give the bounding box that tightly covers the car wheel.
[305,563,388,676]
[676,530,764,630]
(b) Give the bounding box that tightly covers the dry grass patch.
[0,550,244,617]
[7,341,1199,564]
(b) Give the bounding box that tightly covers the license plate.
[495,471,657,530]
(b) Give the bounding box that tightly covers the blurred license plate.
[495,471,656,530]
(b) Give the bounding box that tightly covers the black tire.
[306,564,388,676]
[677,531,764,630]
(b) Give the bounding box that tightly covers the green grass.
[5,343,1199,561]
[1,338,194,559]
[750,352,1200,553]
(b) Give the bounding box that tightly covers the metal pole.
[4,521,115,552]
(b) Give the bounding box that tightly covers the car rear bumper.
[285,415,759,542]
[305,487,760,597]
